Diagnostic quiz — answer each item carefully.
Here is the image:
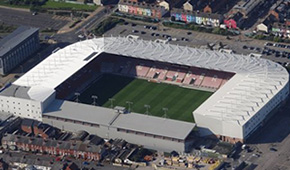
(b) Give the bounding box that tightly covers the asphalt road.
[0,7,68,30]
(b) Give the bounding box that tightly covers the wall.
[118,3,166,19]
[43,117,110,138]
[43,116,188,152]
[0,31,40,75]
[0,95,42,121]
[171,12,221,27]
[109,127,186,152]
[194,113,224,137]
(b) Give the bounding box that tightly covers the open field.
[78,74,212,122]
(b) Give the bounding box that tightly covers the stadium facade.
[0,37,288,151]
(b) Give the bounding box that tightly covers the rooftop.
[111,112,196,140]
[0,26,39,57]
[43,99,119,127]
[43,99,196,140]
[0,84,31,100]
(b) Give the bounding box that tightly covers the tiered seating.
[165,69,186,83]
[129,63,151,77]
[101,62,114,73]
[113,60,132,74]
[201,70,224,89]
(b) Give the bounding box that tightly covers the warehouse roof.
[43,99,119,127]
[13,37,289,127]
[0,26,39,57]
[111,112,195,140]
[43,99,195,140]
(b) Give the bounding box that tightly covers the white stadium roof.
[13,37,289,126]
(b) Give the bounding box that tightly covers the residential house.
[271,22,290,38]
[158,0,170,10]
[2,134,102,161]
[203,0,229,13]
[269,0,290,24]
[21,118,35,134]
[158,0,182,10]
[183,0,203,12]
[118,0,168,19]
[231,0,264,18]
[256,17,274,33]
[171,8,223,27]
[66,163,79,170]
[224,12,243,29]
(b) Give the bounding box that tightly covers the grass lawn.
[42,0,98,11]
[79,74,212,123]
[0,1,30,9]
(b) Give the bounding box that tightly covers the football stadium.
[0,36,288,152]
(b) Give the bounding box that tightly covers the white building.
[0,37,288,147]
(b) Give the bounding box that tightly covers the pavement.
[0,7,69,31]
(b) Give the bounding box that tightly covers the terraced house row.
[118,0,167,19]
[170,8,223,27]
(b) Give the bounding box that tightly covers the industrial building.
[0,26,39,75]
[0,37,288,152]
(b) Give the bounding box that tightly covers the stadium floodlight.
[126,101,133,112]
[109,98,115,108]
[92,95,98,106]
[75,92,80,103]
[162,108,169,118]
[144,104,151,115]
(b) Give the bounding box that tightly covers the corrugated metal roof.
[111,112,195,140]
[0,26,39,57]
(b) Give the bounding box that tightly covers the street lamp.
[162,107,168,118]
[109,98,115,108]
[126,101,133,112]
[92,95,98,106]
[75,92,80,103]
[144,104,151,115]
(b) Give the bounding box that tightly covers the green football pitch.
[78,74,212,123]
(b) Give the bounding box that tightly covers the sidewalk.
[57,6,105,34]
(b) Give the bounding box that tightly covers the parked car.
[132,30,138,33]
[144,25,150,29]
[270,148,277,152]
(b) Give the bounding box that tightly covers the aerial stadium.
[0,36,288,152]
